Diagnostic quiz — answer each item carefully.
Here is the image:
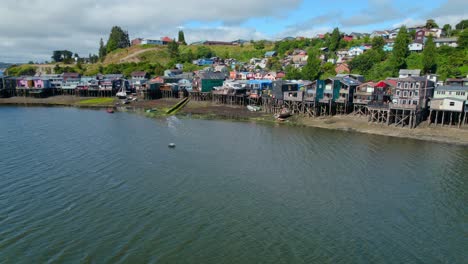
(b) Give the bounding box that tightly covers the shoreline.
[1,96,468,146]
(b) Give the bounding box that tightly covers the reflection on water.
[0,107,466,263]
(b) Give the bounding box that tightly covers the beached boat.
[106,108,114,113]
[247,105,261,112]
[275,109,292,119]
[116,84,127,99]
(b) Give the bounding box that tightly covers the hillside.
[103,43,274,65]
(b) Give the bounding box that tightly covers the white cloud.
[0,0,301,62]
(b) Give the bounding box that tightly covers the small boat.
[247,105,261,112]
[106,108,114,113]
[146,108,157,113]
[275,109,292,119]
[168,143,176,148]
[116,84,128,99]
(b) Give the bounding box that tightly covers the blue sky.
[0,0,466,62]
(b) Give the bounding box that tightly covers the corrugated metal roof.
[435,86,468,92]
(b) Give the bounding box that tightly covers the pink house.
[33,79,51,89]
[17,78,32,88]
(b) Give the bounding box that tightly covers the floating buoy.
[168,143,176,148]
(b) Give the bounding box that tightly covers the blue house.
[265,51,277,58]
[194,59,214,66]
[383,43,394,52]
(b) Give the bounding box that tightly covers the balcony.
[353,99,370,105]
[390,103,418,110]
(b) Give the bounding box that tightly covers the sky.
[0,0,466,63]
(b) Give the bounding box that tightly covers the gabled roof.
[197,71,226,79]
[434,37,458,43]
[131,71,147,77]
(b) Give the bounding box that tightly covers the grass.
[78,97,115,105]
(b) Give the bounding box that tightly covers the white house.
[408,43,424,52]
[399,69,421,78]
[141,39,164,45]
[348,47,364,57]
[434,37,458,48]
[430,86,468,112]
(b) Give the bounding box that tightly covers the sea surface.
[0,107,467,263]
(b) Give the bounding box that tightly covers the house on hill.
[335,63,350,74]
[434,37,458,48]
[399,69,421,78]
[408,43,424,52]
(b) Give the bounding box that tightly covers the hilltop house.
[399,69,421,78]
[264,51,277,58]
[434,37,458,48]
[408,43,424,52]
[370,30,389,39]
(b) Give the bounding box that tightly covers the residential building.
[264,51,277,58]
[392,77,434,109]
[399,69,421,78]
[434,37,458,48]
[430,86,468,112]
[370,30,389,39]
[409,43,424,52]
[141,39,164,45]
[131,38,143,46]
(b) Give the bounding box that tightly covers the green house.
[196,72,225,92]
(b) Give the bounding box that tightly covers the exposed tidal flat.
[1,96,468,146]
[0,106,467,263]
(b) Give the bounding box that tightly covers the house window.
[410,83,414,88]
[413,100,418,105]
[404,83,409,88]
[402,100,407,104]
[397,90,400,96]
[450,102,455,106]
[416,83,420,89]
[403,91,408,97]
[409,92,413,97]
[397,82,401,88]
[462,92,466,96]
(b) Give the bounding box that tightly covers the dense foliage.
[51,50,74,63]
[105,26,130,54]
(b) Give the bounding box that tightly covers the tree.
[443,24,452,37]
[253,40,265,50]
[425,19,439,29]
[328,28,342,52]
[301,52,321,80]
[349,49,382,76]
[455,19,468,30]
[389,25,410,75]
[106,26,130,54]
[422,35,437,74]
[457,29,468,49]
[285,65,301,80]
[266,57,282,71]
[167,40,179,59]
[196,46,214,58]
[99,38,107,59]
[178,30,187,45]
[371,36,385,50]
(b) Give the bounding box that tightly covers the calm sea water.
[0,107,467,263]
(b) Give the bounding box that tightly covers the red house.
[343,35,354,42]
